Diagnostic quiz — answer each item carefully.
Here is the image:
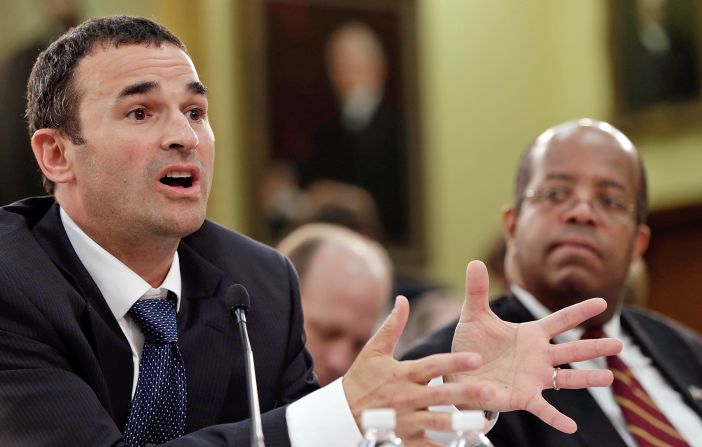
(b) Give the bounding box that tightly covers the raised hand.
[449,260,622,434]
[343,295,495,445]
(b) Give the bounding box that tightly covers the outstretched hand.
[449,260,622,434]
[343,295,494,445]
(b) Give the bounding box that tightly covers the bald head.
[278,224,392,385]
[514,119,648,225]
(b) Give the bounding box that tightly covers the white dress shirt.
[512,285,702,446]
[59,208,362,445]
[60,208,182,397]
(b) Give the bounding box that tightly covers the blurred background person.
[268,177,440,303]
[295,180,383,241]
[278,223,392,386]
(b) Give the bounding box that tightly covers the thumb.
[460,260,490,323]
[366,295,409,356]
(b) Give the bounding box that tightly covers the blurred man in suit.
[278,223,391,386]
[404,119,702,446]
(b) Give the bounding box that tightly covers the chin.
[551,274,600,303]
[157,211,206,238]
[173,218,206,237]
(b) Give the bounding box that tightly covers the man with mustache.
[0,16,623,446]
[405,119,702,446]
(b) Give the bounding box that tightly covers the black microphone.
[225,284,265,447]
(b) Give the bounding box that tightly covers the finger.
[459,260,490,323]
[540,298,607,338]
[552,368,613,389]
[366,295,410,355]
[549,338,622,365]
[389,380,494,410]
[450,378,496,409]
[397,410,453,436]
[401,352,483,383]
[525,395,578,434]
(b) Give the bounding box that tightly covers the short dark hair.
[513,122,649,225]
[25,15,187,193]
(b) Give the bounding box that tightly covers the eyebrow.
[188,81,207,96]
[596,179,627,192]
[544,173,575,182]
[117,81,159,99]
[116,80,208,101]
[544,173,628,191]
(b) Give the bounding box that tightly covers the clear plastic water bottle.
[448,410,494,447]
[357,408,404,447]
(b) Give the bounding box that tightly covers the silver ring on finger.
[552,367,561,391]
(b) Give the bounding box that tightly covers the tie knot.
[581,326,605,340]
[129,296,178,344]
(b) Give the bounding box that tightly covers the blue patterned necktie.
[124,293,187,447]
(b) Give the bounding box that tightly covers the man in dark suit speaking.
[0,17,624,446]
[404,119,702,446]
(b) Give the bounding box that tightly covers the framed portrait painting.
[609,0,702,134]
[241,0,424,262]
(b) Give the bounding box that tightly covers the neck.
[94,237,177,288]
[58,194,180,287]
[63,214,178,288]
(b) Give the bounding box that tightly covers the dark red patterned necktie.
[582,327,688,447]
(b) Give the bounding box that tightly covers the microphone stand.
[234,307,265,447]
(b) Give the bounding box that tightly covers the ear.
[501,205,518,249]
[31,129,75,185]
[632,224,651,260]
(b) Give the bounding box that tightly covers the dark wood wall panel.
[645,203,702,334]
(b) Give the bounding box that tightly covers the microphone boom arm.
[234,307,265,447]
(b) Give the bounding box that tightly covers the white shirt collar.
[510,284,622,342]
[59,207,182,321]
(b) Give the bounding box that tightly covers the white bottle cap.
[361,408,396,430]
[452,410,484,431]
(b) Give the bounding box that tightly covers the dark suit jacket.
[403,293,702,447]
[0,197,318,446]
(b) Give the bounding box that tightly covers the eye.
[598,194,627,211]
[187,108,205,121]
[541,186,571,204]
[127,108,147,121]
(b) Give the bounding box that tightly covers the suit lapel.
[622,309,702,418]
[31,204,134,429]
[176,241,239,431]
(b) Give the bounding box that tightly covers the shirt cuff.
[287,377,362,447]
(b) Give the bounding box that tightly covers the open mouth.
[160,171,193,188]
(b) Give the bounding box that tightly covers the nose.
[562,196,599,226]
[161,111,199,152]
